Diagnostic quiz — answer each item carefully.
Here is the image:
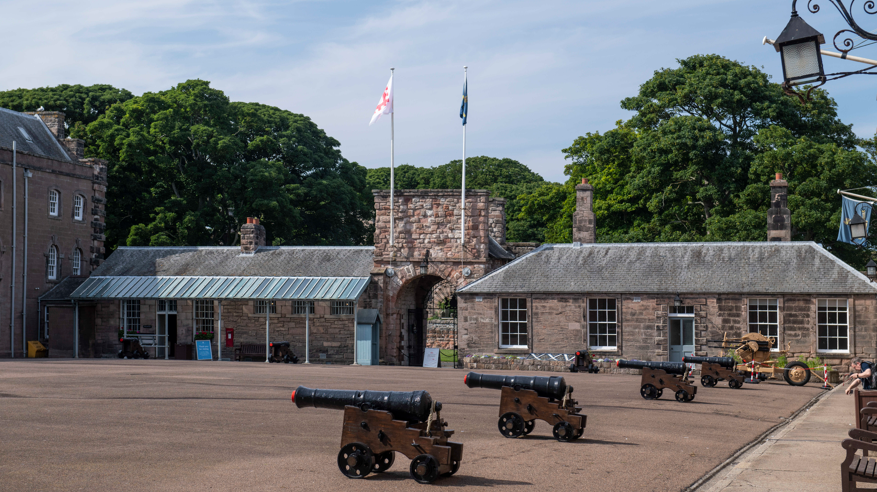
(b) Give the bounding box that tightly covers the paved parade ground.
[0,360,826,491]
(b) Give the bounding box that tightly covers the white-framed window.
[195,300,215,333]
[588,298,618,350]
[669,305,694,315]
[73,195,84,221]
[817,299,849,353]
[331,301,355,315]
[72,249,81,275]
[749,299,779,350]
[158,300,177,313]
[47,246,58,280]
[499,298,528,348]
[123,300,141,333]
[255,300,277,314]
[49,190,59,216]
[294,300,315,315]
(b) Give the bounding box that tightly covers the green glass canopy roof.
[70,276,370,301]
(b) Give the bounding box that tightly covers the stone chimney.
[240,217,266,254]
[767,173,791,242]
[63,138,85,159]
[488,197,507,245]
[573,178,596,243]
[26,111,65,139]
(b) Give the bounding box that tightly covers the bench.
[132,334,158,347]
[234,343,267,362]
[856,390,877,430]
[842,428,877,491]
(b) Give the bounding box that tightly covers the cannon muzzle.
[616,359,687,375]
[464,372,568,399]
[292,386,436,422]
[682,356,735,369]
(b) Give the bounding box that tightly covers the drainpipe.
[9,141,16,357]
[22,168,30,355]
[265,302,270,363]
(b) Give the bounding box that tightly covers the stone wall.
[458,292,877,372]
[426,318,455,349]
[505,242,539,257]
[488,197,506,245]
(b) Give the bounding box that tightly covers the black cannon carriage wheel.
[409,454,440,484]
[522,420,535,435]
[373,451,395,473]
[640,383,659,400]
[337,442,374,479]
[497,412,525,438]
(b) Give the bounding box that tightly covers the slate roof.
[93,246,375,277]
[488,237,515,260]
[458,242,877,295]
[39,277,87,302]
[0,107,72,162]
[357,309,381,325]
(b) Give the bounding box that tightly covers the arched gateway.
[371,189,516,365]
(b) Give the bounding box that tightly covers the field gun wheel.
[552,421,575,442]
[675,389,691,403]
[522,420,535,435]
[337,442,374,479]
[445,460,461,476]
[498,412,526,438]
[372,451,395,473]
[729,379,742,389]
[700,375,714,387]
[783,361,811,386]
[409,454,440,484]
[640,384,659,400]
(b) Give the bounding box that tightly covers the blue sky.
[3,0,876,183]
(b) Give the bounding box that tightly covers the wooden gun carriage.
[683,356,745,389]
[617,360,697,402]
[464,372,586,442]
[292,386,463,484]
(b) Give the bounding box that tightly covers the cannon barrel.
[616,359,687,375]
[292,386,436,422]
[682,356,735,369]
[464,372,568,399]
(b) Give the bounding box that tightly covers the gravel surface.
[0,360,824,491]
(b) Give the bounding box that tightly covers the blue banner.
[837,196,872,245]
[460,75,467,126]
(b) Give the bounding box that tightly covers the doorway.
[669,317,695,362]
[157,300,178,359]
[407,308,424,366]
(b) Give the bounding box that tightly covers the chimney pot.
[254,217,260,225]
[246,217,253,224]
[776,172,782,180]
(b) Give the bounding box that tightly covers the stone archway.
[395,274,444,366]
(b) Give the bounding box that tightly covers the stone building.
[456,175,877,368]
[0,108,107,358]
[67,190,517,363]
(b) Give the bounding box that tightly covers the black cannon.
[268,341,299,364]
[464,372,567,400]
[616,359,697,402]
[292,386,462,484]
[569,349,599,374]
[464,373,585,441]
[683,356,745,389]
[117,338,150,359]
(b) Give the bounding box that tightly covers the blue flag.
[460,75,467,126]
[837,196,872,245]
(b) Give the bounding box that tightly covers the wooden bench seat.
[234,343,267,362]
[843,428,877,491]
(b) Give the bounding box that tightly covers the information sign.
[195,340,213,361]
[422,348,440,368]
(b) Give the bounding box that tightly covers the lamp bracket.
[804,1,877,53]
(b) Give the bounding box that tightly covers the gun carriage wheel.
[498,412,526,438]
[410,454,441,484]
[337,442,375,479]
[522,420,536,435]
[640,383,659,400]
[784,361,811,386]
[552,421,577,442]
[373,451,395,473]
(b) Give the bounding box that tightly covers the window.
[588,298,618,350]
[499,298,528,348]
[123,300,141,333]
[817,299,849,353]
[669,306,694,314]
[749,299,778,345]
[294,300,315,315]
[158,300,177,313]
[331,301,355,315]
[195,300,215,333]
[255,300,277,314]
[47,246,58,280]
[48,190,59,216]
[72,249,81,275]
[73,195,84,221]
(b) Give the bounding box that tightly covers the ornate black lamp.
[774,5,826,87]
[867,259,877,280]
[850,213,868,242]
[673,294,682,308]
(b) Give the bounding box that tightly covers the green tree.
[88,80,370,249]
[366,164,433,190]
[0,84,134,150]
[522,54,877,266]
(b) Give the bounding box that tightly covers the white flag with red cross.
[369,73,394,125]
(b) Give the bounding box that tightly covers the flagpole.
[390,68,395,247]
[461,66,467,252]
